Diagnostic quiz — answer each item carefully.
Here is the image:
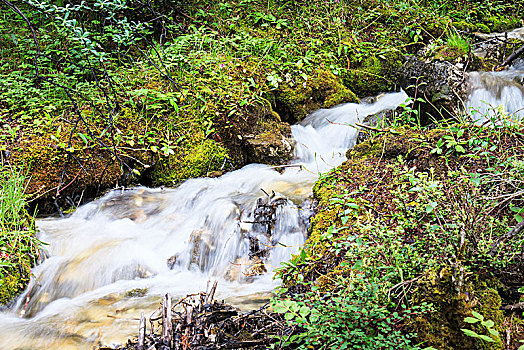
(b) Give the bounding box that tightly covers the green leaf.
[518,345,524,350]
[464,317,479,323]
[346,203,359,209]
[10,33,18,45]
[488,328,499,337]
[284,312,294,321]
[471,311,484,321]
[477,335,495,342]
[455,145,466,153]
[481,320,494,328]
[299,306,310,318]
[425,201,438,213]
[461,329,479,337]
[78,133,90,145]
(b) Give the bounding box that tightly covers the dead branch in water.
[108,281,289,350]
[496,44,524,70]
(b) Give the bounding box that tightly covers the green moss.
[476,23,491,34]
[342,51,403,97]
[279,125,524,346]
[151,136,229,185]
[410,270,505,350]
[486,16,519,33]
[434,46,466,62]
[274,69,358,122]
[0,265,31,305]
[124,288,148,298]
[452,21,478,33]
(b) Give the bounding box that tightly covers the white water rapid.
[467,59,524,122]
[0,92,409,349]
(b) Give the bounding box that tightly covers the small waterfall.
[467,59,524,122]
[0,92,409,349]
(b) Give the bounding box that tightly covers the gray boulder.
[396,56,469,121]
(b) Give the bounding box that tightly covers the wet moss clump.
[412,271,504,350]
[149,136,229,185]
[124,288,148,298]
[273,69,358,123]
[0,265,32,305]
[342,51,403,97]
[452,20,479,33]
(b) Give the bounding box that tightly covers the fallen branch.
[489,219,524,256]
[501,302,524,311]
[355,122,388,133]
[116,282,289,350]
[138,313,146,350]
[496,44,524,70]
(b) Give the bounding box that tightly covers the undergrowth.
[1,0,521,214]
[0,161,41,304]
[273,108,524,349]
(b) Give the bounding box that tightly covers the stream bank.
[1,0,524,348]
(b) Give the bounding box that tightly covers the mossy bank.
[275,120,524,349]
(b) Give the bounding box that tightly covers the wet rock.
[273,69,358,123]
[471,29,524,70]
[396,55,469,121]
[225,256,267,281]
[243,121,295,165]
[166,255,178,270]
[188,229,215,271]
[245,256,267,277]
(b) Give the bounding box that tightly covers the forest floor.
[1,0,524,348]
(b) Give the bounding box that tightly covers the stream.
[1,54,523,349]
[0,92,408,349]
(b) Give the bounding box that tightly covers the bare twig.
[138,312,146,350]
[161,294,172,347]
[489,220,524,256]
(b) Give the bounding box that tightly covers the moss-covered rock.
[452,21,479,33]
[243,120,294,165]
[396,55,468,121]
[342,51,404,97]
[485,16,520,33]
[476,23,491,34]
[0,264,32,305]
[279,125,524,347]
[273,69,358,123]
[412,271,504,350]
[148,135,229,185]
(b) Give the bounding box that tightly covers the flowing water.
[0,92,409,349]
[467,59,524,121]
[2,32,523,346]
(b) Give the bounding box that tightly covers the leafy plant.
[461,311,500,343]
[272,279,427,350]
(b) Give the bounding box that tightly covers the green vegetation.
[273,108,524,348]
[0,0,523,338]
[0,162,41,304]
[1,0,522,213]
